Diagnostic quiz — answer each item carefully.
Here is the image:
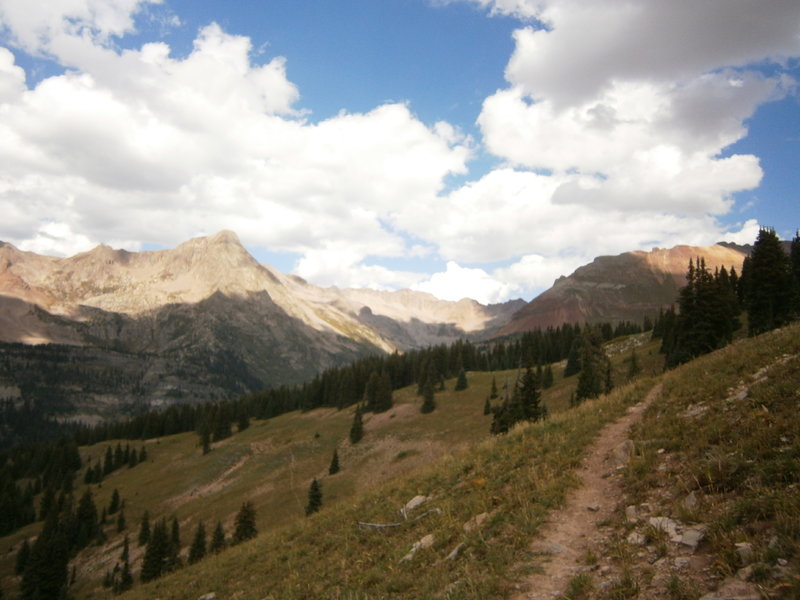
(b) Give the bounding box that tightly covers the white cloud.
[413,261,515,304]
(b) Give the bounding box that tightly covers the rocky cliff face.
[498,244,747,336]
[0,232,522,419]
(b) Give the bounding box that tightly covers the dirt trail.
[512,383,663,600]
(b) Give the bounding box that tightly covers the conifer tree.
[420,379,436,414]
[627,348,641,379]
[574,327,611,403]
[108,488,120,514]
[490,376,498,399]
[117,509,126,533]
[542,364,554,388]
[232,502,257,544]
[140,519,169,582]
[454,367,468,391]
[167,516,181,569]
[305,479,322,516]
[745,227,793,335]
[188,522,206,564]
[349,404,364,444]
[138,510,150,547]
[328,448,340,475]
[483,396,492,415]
[15,537,30,575]
[21,510,70,600]
[210,520,226,553]
[75,488,99,550]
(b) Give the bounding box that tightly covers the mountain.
[0,232,522,419]
[498,244,747,336]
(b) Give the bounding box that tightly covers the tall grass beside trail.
[121,377,655,600]
[622,322,800,597]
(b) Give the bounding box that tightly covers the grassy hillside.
[7,325,799,599]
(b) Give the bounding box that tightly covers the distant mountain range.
[0,231,749,420]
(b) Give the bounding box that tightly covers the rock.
[699,577,761,600]
[625,505,638,522]
[402,495,428,515]
[463,512,489,533]
[587,505,600,512]
[683,403,709,418]
[198,594,217,600]
[679,526,706,551]
[735,542,754,566]
[648,516,680,541]
[736,565,753,581]
[446,542,465,561]
[674,557,691,569]
[399,534,435,563]
[683,491,699,510]
[627,532,647,546]
[613,439,636,464]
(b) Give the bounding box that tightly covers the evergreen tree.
[627,348,641,379]
[791,230,800,316]
[116,558,133,593]
[120,535,130,563]
[108,488,120,515]
[563,337,582,377]
[483,396,492,415]
[116,509,126,532]
[232,502,257,544]
[574,327,611,403]
[20,510,70,600]
[15,537,31,575]
[210,520,226,553]
[420,379,436,414]
[103,446,114,475]
[328,449,340,475]
[188,522,206,564]
[542,364,554,388]
[139,446,148,462]
[518,366,547,422]
[490,376,498,399]
[75,488,99,550]
[167,516,181,570]
[349,405,364,444]
[454,367,468,391]
[745,227,793,335]
[305,478,322,516]
[140,519,169,582]
[138,510,151,546]
[237,407,250,432]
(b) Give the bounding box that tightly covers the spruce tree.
[108,488,120,514]
[305,479,322,516]
[15,537,31,575]
[140,519,169,582]
[75,488,99,550]
[328,449,340,475]
[232,502,257,544]
[188,522,206,564]
[349,405,364,444]
[420,379,436,414]
[454,367,468,391]
[138,510,151,547]
[210,520,226,553]
[21,510,70,600]
[483,396,492,415]
[745,227,793,335]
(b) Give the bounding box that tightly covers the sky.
[0,1,798,304]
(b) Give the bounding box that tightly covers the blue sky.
[0,0,798,303]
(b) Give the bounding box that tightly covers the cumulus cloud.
[0,4,471,285]
[1,0,798,304]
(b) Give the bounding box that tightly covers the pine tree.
[232,502,257,544]
[420,379,436,414]
[138,510,151,547]
[454,367,468,391]
[328,449,340,475]
[15,537,31,575]
[108,488,120,514]
[20,510,70,600]
[574,327,611,403]
[483,396,492,415]
[167,516,181,569]
[349,405,364,444]
[116,509,126,532]
[188,522,206,564]
[210,520,226,553]
[140,519,169,582]
[75,488,99,550]
[305,479,322,516]
[745,227,793,335]
[518,366,547,422]
[627,348,641,379]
